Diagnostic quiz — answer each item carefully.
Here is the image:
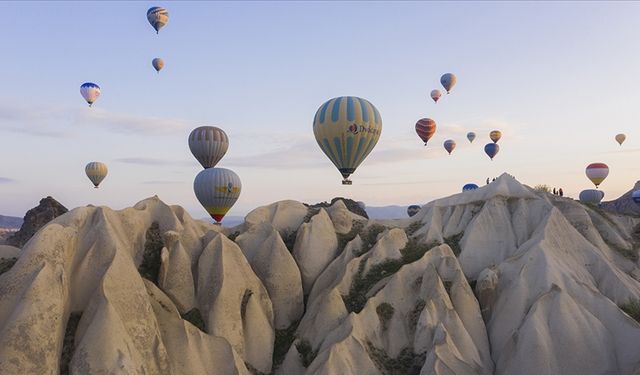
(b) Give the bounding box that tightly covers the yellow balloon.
[489,130,502,143]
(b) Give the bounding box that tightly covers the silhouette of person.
[559,188,563,197]
[486,177,490,185]
[553,188,557,195]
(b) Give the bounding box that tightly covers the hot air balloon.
[632,190,640,204]
[466,132,476,143]
[615,133,626,146]
[80,82,100,107]
[463,183,479,192]
[415,118,436,145]
[430,89,442,103]
[152,58,165,73]
[194,167,241,223]
[585,163,609,188]
[85,162,108,188]
[443,139,456,155]
[407,205,420,217]
[357,201,366,210]
[489,130,502,143]
[147,6,169,34]
[484,143,499,160]
[440,73,457,94]
[189,126,229,169]
[313,96,382,185]
[579,189,605,204]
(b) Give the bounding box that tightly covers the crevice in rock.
[59,311,82,375]
[181,308,206,333]
[138,222,164,285]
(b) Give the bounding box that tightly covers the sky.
[1,1,640,220]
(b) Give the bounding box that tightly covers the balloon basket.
[342,179,352,185]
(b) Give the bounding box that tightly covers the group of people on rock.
[553,188,564,197]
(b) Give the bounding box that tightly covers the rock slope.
[1,175,640,375]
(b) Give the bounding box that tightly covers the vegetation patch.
[241,289,253,320]
[444,232,464,256]
[354,224,387,256]
[400,239,435,264]
[227,231,240,242]
[412,276,423,290]
[366,341,427,375]
[303,207,321,223]
[405,221,422,237]
[60,312,82,375]
[282,230,298,252]
[296,338,319,368]
[272,320,301,370]
[408,299,426,331]
[138,222,164,285]
[337,220,364,252]
[533,184,551,193]
[376,302,395,331]
[181,308,206,333]
[0,257,17,276]
[620,299,640,323]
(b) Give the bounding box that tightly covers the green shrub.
[376,303,395,331]
[60,312,82,375]
[296,339,319,367]
[272,320,300,369]
[303,208,321,223]
[281,230,298,252]
[405,221,422,237]
[138,222,164,284]
[337,220,364,252]
[444,232,464,256]
[354,224,387,256]
[533,184,551,193]
[620,299,640,323]
[227,231,240,241]
[408,299,426,331]
[366,341,426,375]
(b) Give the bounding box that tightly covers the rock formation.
[6,196,68,248]
[601,180,640,216]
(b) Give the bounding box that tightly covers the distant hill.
[0,215,22,229]
[365,205,412,219]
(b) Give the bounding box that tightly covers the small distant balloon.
[484,143,499,160]
[440,73,457,94]
[632,190,640,204]
[85,162,108,188]
[615,133,626,146]
[489,130,502,143]
[357,201,366,210]
[407,205,420,217]
[466,132,476,143]
[463,183,479,192]
[189,126,229,169]
[579,189,605,204]
[430,89,442,103]
[152,58,165,73]
[415,118,437,145]
[147,6,169,34]
[585,163,609,188]
[443,139,456,155]
[80,82,100,107]
[194,167,241,223]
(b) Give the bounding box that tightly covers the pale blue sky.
[1,2,639,219]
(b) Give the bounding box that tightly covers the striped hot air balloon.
[489,130,502,143]
[407,205,420,217]
[440,73,457,94]
[579,189,605,204]
[80,82,100,107]
[194,168,241,223]
[147,7,169,34]
[444,139,456,155]
[463,183,479,192]
[485,143,499,160]
[430,89,442,103]
[313,96,382,185]
[585,163,609,188]
[152,58,165,73]
[85,162,108,188]
[415,118,436,145]
[188,126,229,169]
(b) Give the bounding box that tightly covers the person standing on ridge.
[553,188,557,195]
[559,188,564,197]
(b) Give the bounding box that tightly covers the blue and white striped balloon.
[579,189,605,204]
[80,82,100,107]
[147,7,169,34]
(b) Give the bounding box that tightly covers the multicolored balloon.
[194,167,241,223]
[463,183,479,192]
[466,132,476,143]
[415,118,436,145]
[632,190,640,204]
[188,126,229,169]
[484,143,499,160]
[85,162,108,188]
[313,96,382,185]
[585,163,609,188]
[147,6,169,34]
[615,133,626,146]
[440,73,457,94]
[430,89,442,103]
[579,189,605,204]
[443,139,456,155]
[80,82,100,107]
[407,205,420,217]
[489,130,502,143]
[152,58,165,73]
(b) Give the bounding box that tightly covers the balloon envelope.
[585,163,609,188]
[152,58,165,72]
[463,183,479,192]
[615,133,626,146]
[489,130,502,143]
[147,6,169,33]
[484,143,499,160]
[85,162,108,188]
[466,132,476,143]
[632,190,640,204]
[194,168,241,223]
[80,82,100,107]
[415,118,436,145]
[443,139,456,155]
[313,96,382,184]
[430,89,442,103]
[189,126,229,169]
[579,189,605,204]
[407,205,420,217]
[440,73,457,93]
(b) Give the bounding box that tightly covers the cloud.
[141,180,184,185]
[601,147,640,154]
[115,157,194,167]
[75,108,189,134]
[224,139,327,168]
[0,177,15,184]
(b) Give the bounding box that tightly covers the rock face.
[2,174,640,375]
[601,180,640,216]
[6,196,67,248]
[310,197,369,219]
